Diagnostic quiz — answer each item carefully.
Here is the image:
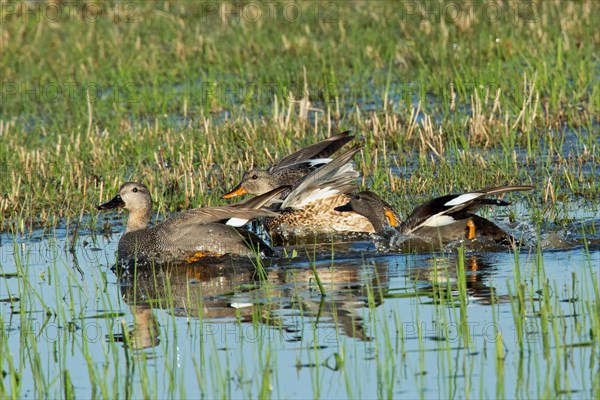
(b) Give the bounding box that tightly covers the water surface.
[1,220,598,398]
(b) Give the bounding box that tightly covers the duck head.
[98,182,152,232]
[223,169,278,198]
[335,191,398,236]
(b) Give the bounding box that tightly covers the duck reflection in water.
[407,253,507,305]
[112,257,391,349]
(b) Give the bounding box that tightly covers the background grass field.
[0,0,598,230]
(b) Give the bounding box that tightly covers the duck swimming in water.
[97,182,284,266]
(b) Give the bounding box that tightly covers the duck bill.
[385,209,398,227]
[334,203,353,212]
[97,195,125,210]
[222,185,248,199]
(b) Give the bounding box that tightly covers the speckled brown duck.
[97,182,284,266]
[264,146,379,237]
[223,133,376,237]
[335,186,534,247]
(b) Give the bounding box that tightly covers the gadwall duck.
[97,182,284,266]
[335,186,533,246]
[264,146,377,237]
[222,133,377,237]
[222,131,353,199]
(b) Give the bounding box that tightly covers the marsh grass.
[0,1,598,233]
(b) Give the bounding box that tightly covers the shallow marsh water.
[1,211,598,398]
[2,1,599,398]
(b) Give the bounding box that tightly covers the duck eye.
[133,187,138,193]
[251,174,258,180]
[354,195,361,200]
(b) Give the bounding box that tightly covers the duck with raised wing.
[223,133,377,238]
[97,182,284,266]
[222,131,353,199]
[264,145,378,237]
[335,186,533,247]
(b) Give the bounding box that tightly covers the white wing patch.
[280,161,358,209]
[332,162,359,180]
[421,214,457,227]
[283,186,340,209]
[292,158,332,168]
[226,218,249,227]
[230,302,253,309]
[444,193,481,206]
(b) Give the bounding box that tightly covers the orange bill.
[222,186,248,199]
[385,209,398,227]
[466,220,476,240]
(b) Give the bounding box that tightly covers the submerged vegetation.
[0,0,599,398]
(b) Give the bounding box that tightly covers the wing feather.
[272,131,353,171]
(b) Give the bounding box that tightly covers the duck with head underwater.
[335,186,534,249]
[97,182,286,267]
